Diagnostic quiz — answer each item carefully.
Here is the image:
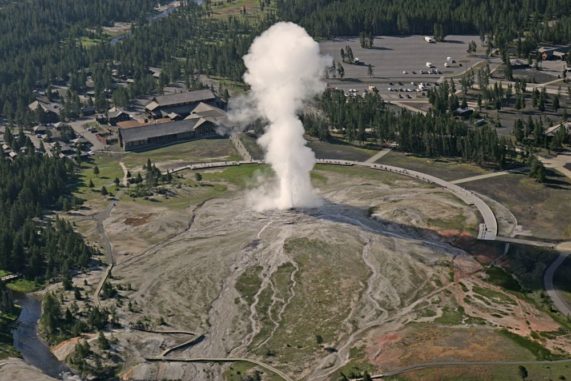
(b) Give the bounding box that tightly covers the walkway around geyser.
[170,158,498,241]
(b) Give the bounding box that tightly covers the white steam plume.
[230,22,332,211]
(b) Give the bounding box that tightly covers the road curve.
[544,251,571,317]
[145,357,294,381]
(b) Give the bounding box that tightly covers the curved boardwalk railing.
[171,159,497,241]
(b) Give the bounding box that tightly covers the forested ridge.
[0,1,272,124]
[0,0,159,121]
[0,149,98,280]
[277,0,571,41]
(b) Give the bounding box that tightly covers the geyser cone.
[234,22,332,211]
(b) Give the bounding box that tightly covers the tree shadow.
[441,39,465,44]
[368,46,393,51]
[296,199,470,256]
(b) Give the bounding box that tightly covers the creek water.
[12,293,73,380]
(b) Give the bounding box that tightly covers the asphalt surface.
[320,34,483,94]
[68,119,106,151]
[544,251,571,317]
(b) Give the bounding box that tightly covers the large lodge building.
[118,90,228,151]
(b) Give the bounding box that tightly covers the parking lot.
[320,35,483,99]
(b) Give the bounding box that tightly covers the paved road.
[475,81,562,96]
[119,162,129,186]
[544,251,571,318]
[230,134,252,161]
[68,119,106,151]
[539,151,571,182]
[365,148,392,163]
[27,134,53,157]
[451,167,527,185]
[145,357,294,381]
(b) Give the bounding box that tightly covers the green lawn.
[75,154,124,202]
[380,151,488,181]
[434,306,465,325]
[79,36,102,48]
[386,363,571,381]
[314,163,434,188]
[122,138,241,170]
[472,286,516,306]
[6,279,41,293]
[199,163,272,188]
[464,172,571,240]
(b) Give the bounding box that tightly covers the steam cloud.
[230,22,331,211]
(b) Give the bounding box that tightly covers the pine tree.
[97,331,110,350]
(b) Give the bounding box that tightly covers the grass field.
[307,139,378,162]
[199,163,272,188]
[377,324,543,378]
[75,154,124,203]
[253,237,368,366]
[122,138,241,170]
[380,151,488,181]
[463,172,571,240]
[434,306,465,325]
[314,163,434,188]
[386,362,571,381]
[79,36,102,48]
[235,265,263,306]
[6,279,41,293]
[223,360,284,381]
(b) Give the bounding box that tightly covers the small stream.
[12,293,74,380]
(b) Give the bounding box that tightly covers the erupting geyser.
[230,22,332,211]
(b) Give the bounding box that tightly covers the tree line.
[0,148,98,281]
[0,0,161,123]
[277,0,571,45]
[0,1,273,124]
[307,89,512,168]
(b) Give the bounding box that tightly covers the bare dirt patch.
[124,213,154,227]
